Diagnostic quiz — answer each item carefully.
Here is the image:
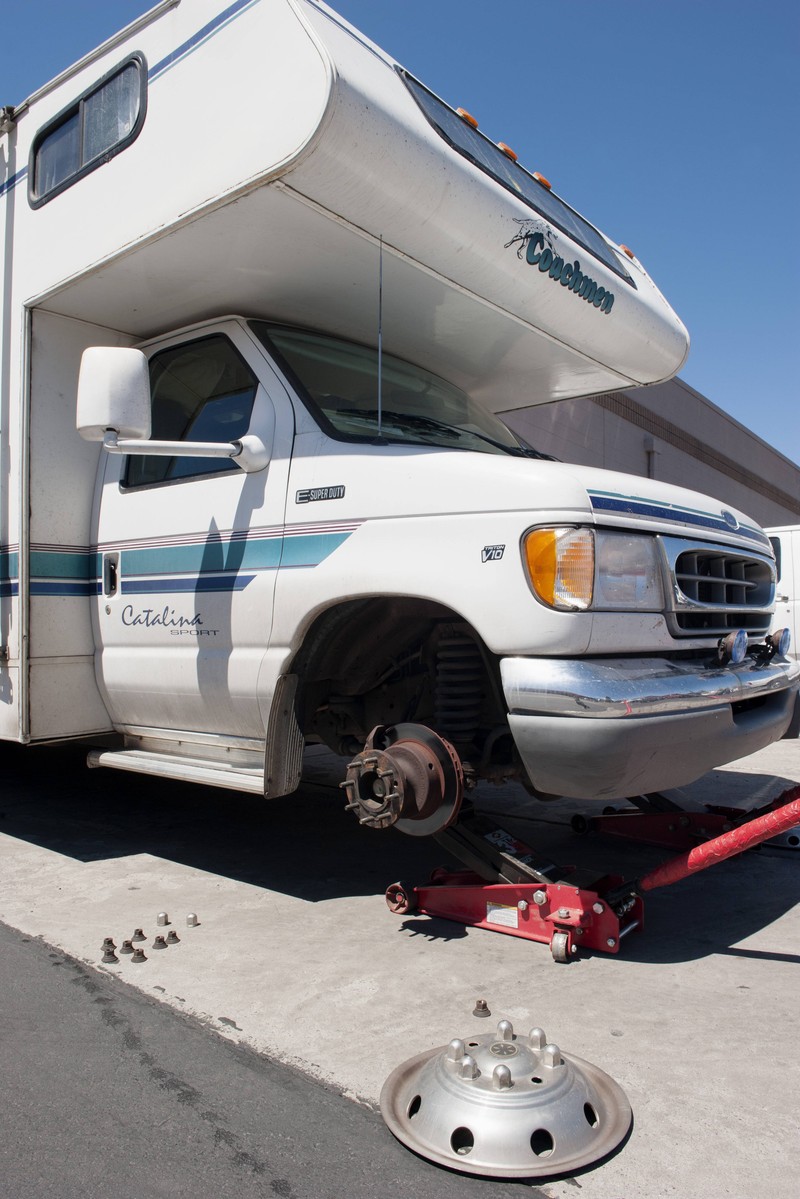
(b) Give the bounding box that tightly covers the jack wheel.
[386,881,417,915]
[550,930,573,964]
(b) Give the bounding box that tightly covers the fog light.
[767,628,791,657]
[718,629,748,665]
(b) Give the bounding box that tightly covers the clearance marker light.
[620,245,636,260]
[533,172,552,190]
[456,107,479,128]
[498,142,518,161]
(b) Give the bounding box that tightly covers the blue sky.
[3,0,798,467]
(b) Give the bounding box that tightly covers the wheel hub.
[341,723,464,836]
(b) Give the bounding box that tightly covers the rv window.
[400,72,632,285]
[124,335,258,488]
[252,323,540,459]
[30,55,146,206]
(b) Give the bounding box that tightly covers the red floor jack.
[385,784,800,963]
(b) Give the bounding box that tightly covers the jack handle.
[605,783,800,906]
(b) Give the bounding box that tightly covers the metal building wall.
[501,377,800,528]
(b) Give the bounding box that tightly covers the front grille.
[665,539,774,637]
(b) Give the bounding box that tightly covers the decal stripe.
[122,574,255,595]
[148,0,261,81]
[589,492,770,548]
[0,523,359,599]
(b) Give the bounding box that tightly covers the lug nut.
[543,1043,563,1068]
[497,1020,514,1042]
[131,947,147,963]
[492,1065,513,1090]
[529,1027,546,1049]
[131,928,146,942]
[186,913,199,927]
[152,935,168,950]
[101,947,119,964]
[157,912,169,927]
[446,1039,466,1063]
[472,998,491,1018]
[119,940,134,954]
[460,1054,479,1080]
[101,937,116,950]
[166,930,180,945]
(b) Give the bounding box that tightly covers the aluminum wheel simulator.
[380,1019,632,1178]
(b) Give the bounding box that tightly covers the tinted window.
[252,323,533,457]
[124,335,258,487]
[401,72,632,284]
[30,56,146,206]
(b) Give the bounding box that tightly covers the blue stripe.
[149,0,260,81]
[122,573,255,595]
[0,166,27,198]
[0,581,19,598]
[30,581,101,596]
[589,493,770,547]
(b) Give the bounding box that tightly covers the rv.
[1,0,796,836]
[767,526,799,737]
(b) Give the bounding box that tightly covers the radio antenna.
[377,235,383,439]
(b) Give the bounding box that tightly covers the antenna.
[377,235,383,439]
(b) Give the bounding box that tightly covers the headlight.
[594,531,664,610]
[523,528,664,611]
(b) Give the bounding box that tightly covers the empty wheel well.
[289,597,510,761]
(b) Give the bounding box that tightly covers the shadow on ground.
[2,740,799,967]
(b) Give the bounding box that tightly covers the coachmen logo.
[506,221,614,315]
[524,232,614,313]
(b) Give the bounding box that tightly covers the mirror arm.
[101,431,270,473]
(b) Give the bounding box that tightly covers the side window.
[124,335,259,488]
[30,55,146,206]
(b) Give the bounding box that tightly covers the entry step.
[86,747,264,793]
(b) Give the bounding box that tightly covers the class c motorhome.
[1,0,797,835]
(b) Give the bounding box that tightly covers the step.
[86,747,265,794]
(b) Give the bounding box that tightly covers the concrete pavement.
[1,736,799,1195]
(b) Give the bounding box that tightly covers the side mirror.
[77,346,151,441]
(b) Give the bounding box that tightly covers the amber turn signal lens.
[524,528,594,610]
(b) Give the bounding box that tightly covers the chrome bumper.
[501,654,800,720]
[500,654,799,800]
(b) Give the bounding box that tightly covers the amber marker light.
[498,142,518,160]
[523,528,594,610]
[533,172,552,190]
[620,245,636,259]
[456,107,479,128]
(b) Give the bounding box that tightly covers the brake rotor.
[341,723,463,837]
[380,1018,631,1178]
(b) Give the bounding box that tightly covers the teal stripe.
[123,538,283,576]
[30,550,97,580]
[280,532,351,568]
[0,550,19,581]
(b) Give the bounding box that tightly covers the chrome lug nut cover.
[380,1018,631,1178]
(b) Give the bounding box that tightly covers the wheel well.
[290,597,510,764]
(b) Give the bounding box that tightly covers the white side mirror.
[77,346,151,441]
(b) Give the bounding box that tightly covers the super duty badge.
[295,485,346,503]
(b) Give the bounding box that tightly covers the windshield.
[251,323,540,457]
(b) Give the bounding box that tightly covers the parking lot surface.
[1,737,799,1196]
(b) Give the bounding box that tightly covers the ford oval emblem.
[721,509,739,530]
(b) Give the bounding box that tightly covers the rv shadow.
[1,743,798,964]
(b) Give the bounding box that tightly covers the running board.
[86,748,265,794]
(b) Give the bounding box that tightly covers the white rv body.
[1,0,796,803]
